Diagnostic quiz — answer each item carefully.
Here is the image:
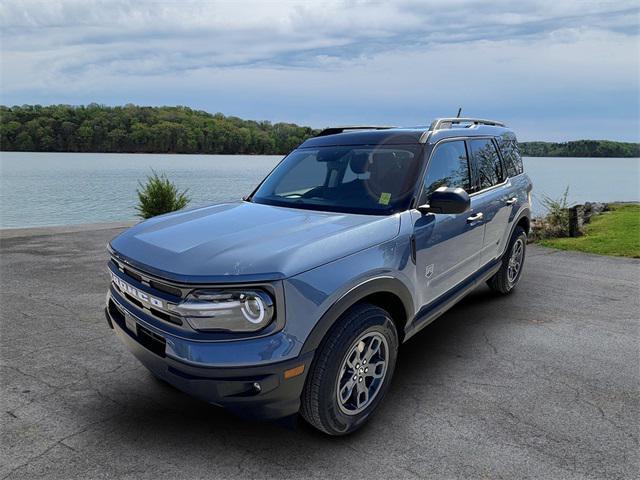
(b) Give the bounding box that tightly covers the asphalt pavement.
[1,224,638,479]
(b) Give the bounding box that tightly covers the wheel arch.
[300,276,414,355]
[516,212,530,235]
[503,207,531,254]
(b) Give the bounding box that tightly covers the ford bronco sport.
[105,117,532,435]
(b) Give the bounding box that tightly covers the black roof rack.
[316,126,396,137]
[429,117,506,130]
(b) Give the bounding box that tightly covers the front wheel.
[300,303,398,435]
[487,225,527,294]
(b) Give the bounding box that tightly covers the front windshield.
[251,145,422,215]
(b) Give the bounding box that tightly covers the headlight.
[171,289,275,332]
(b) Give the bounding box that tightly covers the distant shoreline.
[1,150,638,159]
[2,105,639,158]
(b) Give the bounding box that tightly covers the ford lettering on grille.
[110,271,164,309]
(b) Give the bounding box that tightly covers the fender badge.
[425,264,434,279]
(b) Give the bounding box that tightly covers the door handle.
[466,212,484,223]
[506,197,517,205]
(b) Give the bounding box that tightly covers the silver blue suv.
[105,117,532,435]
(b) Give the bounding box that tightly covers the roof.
[300,128,426,148]
[299,119,515,148]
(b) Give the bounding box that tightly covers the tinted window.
[421,141,470,202]
[498,138,524,177]
[252,146,422,215]
[469,139,503,190]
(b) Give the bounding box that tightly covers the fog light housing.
[172,289,274,332]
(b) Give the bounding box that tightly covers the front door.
[412,140,485,308]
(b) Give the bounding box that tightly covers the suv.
[105,117,532,435]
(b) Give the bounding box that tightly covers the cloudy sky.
[1,0,638,141]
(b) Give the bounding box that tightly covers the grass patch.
[539,204,640,258]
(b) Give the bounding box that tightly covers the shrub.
[531,186,572,240]
[136,170,190,219]
[541,186,571,235]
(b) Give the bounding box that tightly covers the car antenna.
[456,107,462,118]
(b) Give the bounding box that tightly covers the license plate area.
[124,313,137,334]
[137,323,167,358]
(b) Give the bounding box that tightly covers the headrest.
[369,151,410,196]
[370,151,401,180]
[349,152,370,174]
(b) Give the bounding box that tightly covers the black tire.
[300,303,399,436]
[487,225,527,294]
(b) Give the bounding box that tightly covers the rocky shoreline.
[531,201,637,241]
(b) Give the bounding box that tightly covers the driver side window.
[420,141,471,204]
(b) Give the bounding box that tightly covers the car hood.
[110,201,400,283]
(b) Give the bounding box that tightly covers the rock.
[569,205,585,237]
[583,202,608,224]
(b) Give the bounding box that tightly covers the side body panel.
[411,207,484,308]
[473,183,512,266]
[284,212,417,351]
[498,174,533,253]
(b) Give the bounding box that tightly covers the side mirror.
[417,187,470,215]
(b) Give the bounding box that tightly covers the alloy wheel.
[507,238,524,286]
[336,331,389,415]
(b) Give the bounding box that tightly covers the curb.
[0,221,137,240]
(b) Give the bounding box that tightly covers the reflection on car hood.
[110,201,400,283]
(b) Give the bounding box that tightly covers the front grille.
[123,265,181,297]
[108,299,125,324]
[110,256,184,327]
[109,299,166,357]
[111,256,187,299]
[149,280,182,297]
[123,267,142,283]
[123,291,144,310]
[149,307,181,325]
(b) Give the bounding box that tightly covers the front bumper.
[105,298,314,420]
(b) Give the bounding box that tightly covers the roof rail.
[316,126,396,137]
[429,117,506,131]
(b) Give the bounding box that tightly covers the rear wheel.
[487,226,527,294]
[300,303,398,435]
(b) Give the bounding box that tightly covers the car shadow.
[99,284,506,446]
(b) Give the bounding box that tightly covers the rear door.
[496,135,527,251]
[412,139,485,307]
[467,138,512,266]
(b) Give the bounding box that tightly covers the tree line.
[0,104,318,154]
[519,140,639,158]
[1,104,638,157]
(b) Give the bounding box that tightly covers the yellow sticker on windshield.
[379,192,391,205]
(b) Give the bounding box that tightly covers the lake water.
[0,152,638,229]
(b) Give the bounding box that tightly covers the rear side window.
[420,140,470,202]
[498,139,524,177]
[468,139,503,191]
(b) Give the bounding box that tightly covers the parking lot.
[1,224,638,479]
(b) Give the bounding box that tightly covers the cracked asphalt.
[1,225,638,479]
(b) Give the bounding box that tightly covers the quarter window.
[468,139,503,191]
[498,138,524,178]
[420,141,470,202]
